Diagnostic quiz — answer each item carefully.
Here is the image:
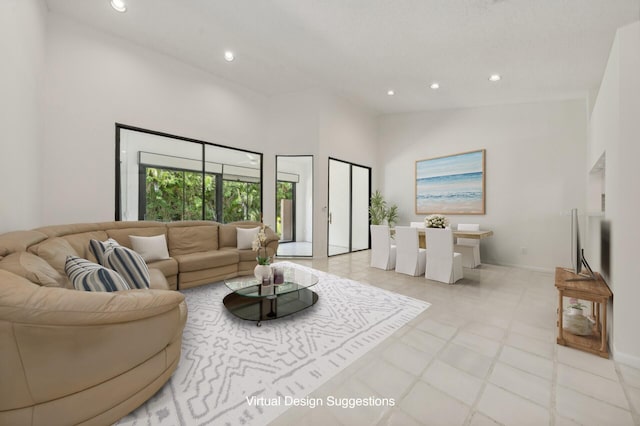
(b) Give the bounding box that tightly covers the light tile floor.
[269,251,640,426]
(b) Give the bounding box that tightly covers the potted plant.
[387,205,399,228]
[369,190,387,225]
[369,190,399,227]
[567,299,586,316]
[252,225,272,281]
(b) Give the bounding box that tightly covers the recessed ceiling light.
[488,74,502,82]
[430,82,440,90]
[387,89,395,96]
[110,0,127,12]
[224,51,235,62]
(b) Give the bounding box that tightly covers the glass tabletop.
[224,267,319,298]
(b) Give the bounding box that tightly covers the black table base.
[223,287,319,326]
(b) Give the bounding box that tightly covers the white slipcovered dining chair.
[454,223,481,268]
[370,225,397,270]
[410,221,425,228]
[394,226,426,276]
[425,228,463,284]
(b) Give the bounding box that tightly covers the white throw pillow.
[237,227,260,250]
[129,234,170,262]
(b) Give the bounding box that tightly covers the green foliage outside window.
[222,180,261,223]
[145,168,206,221]
[144,167,260,223]
[275,181,294,235]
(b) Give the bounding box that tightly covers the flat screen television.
[600,220,610,280]
[568,208,595,281]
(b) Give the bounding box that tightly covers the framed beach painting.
[415,149,485,215]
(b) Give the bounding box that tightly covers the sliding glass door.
[327,158,371,256]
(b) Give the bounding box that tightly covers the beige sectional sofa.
[0,220,278,425]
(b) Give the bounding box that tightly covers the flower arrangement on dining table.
[252,224,271,265]
[424,214,449,228]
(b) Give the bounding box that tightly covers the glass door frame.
[275,154,314,258]
[327,157,372,257]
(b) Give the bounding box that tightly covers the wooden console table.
[555,267,612,358]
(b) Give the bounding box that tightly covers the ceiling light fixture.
[387,89,395,96]
[488,74,502,82]
[110,0,127,12]
[430,82,440,90]
[224,51,235,62]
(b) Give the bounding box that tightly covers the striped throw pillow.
[104,245,150,289]
[65,256,130,292]
[88,238,121,265]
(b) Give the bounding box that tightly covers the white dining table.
[391,228,493,249]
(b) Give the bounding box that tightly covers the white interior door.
[328,159,350,256]
[351,165,370,251]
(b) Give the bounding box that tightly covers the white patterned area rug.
[118,262,429,426]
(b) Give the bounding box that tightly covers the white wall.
[378,99,588,271]
[267,90,323,254]
[267,91,377,257]
[589,21,640,368]
[43,13,269,226]
[0,0,46,233]
[317,95,377,256]
[42,15,378,258]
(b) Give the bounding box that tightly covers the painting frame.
[415,149,486,215]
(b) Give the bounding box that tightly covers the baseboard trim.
[484,261,555,274]
[612,344,640,369]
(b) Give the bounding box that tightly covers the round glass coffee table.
[223,267,319,326]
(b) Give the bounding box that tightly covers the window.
[141,167,214,221]
[117,125,262,223]
[222,180,261,223]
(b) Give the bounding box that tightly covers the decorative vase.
[563,309,592,336]
[567,307,584,316]
[272,266,284,285]
[254,264,272,281]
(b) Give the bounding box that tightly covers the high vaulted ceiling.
[45,0,639,114]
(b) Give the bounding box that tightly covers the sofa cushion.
[29,238,79,275]
[147,258,179,277]
[130,234,170,262]
[65,256,130,292]
[0,252,69,288]
[173,250,239,273]
[220,247,257,263]
[218,225,237,248]
[0,230,48,256]
[106,226,167,249]
[62,231,109,262]
[88,238,121,265]
[237,227,260,250]
[168,225,218,255]
[104,246,150,289]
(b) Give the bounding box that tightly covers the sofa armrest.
[148,267,170,290]
[264,226,280,257]
[0,278,184,326]
[0,270,187,410]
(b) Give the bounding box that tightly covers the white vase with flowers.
[252,225,272,281]
[424,214,449,229]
